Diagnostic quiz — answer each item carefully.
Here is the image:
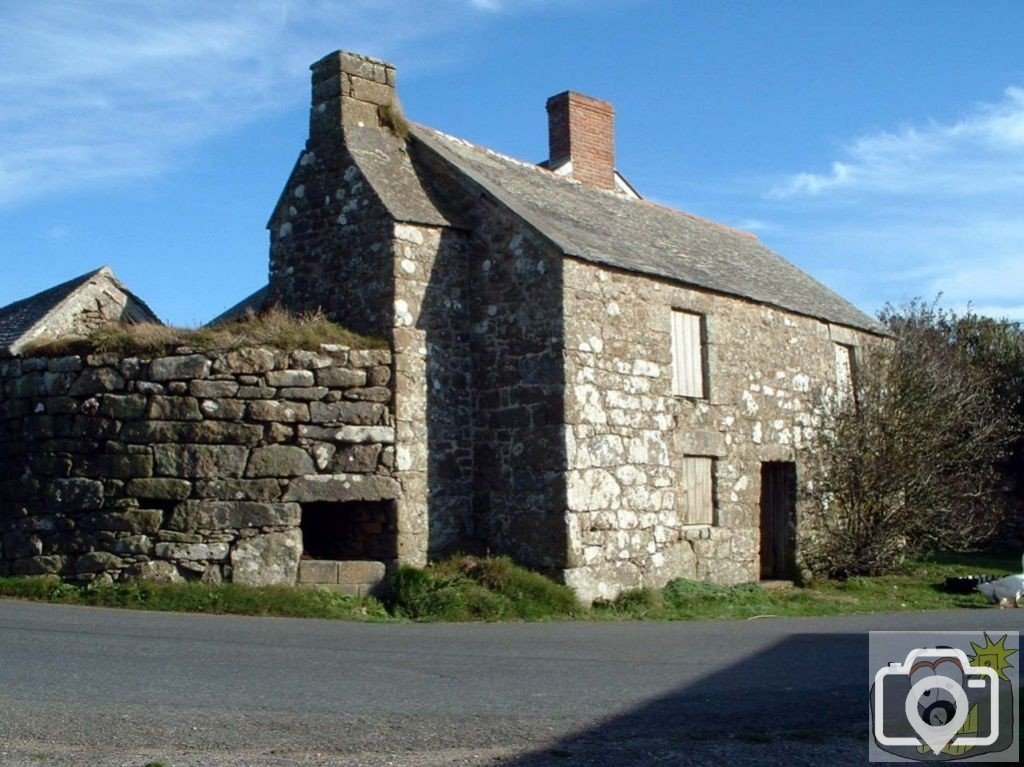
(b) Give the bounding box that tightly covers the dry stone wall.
[0,345,396,586]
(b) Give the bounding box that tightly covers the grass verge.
[0,551,1016,622]
[21,306,386,357]
[0,576,390,621]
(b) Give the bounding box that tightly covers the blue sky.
[2,1,1023,326]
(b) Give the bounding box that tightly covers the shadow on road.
[498,632,867,765]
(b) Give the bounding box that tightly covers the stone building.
[0,50,888,601]
[0,267,159,357]
[245,50,887,601]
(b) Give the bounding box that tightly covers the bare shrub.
[801,300,1022,578]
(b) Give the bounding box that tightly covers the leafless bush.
[801,300,1022,578]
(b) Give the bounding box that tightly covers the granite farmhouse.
[0,50,886,602]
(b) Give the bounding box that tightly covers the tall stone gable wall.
[0,346,396,585]
[267,145,394,339]
[560,257,883,602]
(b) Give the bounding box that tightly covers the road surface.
[0,600,1020,766]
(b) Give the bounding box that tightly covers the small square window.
[671,310,707,398]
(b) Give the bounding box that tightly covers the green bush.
[390,555,579,621]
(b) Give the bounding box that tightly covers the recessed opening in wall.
[300,500,398,561]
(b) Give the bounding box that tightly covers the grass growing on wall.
[0,551,1013,622]
[21,306,387,357]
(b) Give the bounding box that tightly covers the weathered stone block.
[99,393,148,420]
[298,559,339,584]
[344,386,391,402]
[247,400,310,423]
[348,349,391,367]
[236,385,277,399]
[366,366,391,387]
[149,355,210,381]
[123,421,262,445]
[68,367,124,395]
[190,380,239,398]
[266,369,315,387]
[199,398,246,420]
[315,367,366,387]
[192,479,282,501]
[279,386,329,401]
[308,401,385,426]
[79,453,153,480]
[245,446,315,478]
[337,560,387,585]
[212,348,275,375]
[153,542,229,561]
[125,478,192,501]
[230,530,302,586]
[110,534,152,555]
[289,350,333,370]
[46,478,104,512]
[123,560,183,583]
[283,474,399,502]
[148,395,203,421]
[168,501,300,531]
[91,509,163,535]
[331,444,382,473]
[76,551,124,573]
[153,444,249,478]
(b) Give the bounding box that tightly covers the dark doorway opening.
[759,462,797,580]
[300,500,397,561]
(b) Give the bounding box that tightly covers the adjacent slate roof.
[408,125,885,335]
[207,284,272,326]
[0,266,159,355]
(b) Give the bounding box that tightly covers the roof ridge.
[414,123,758,241]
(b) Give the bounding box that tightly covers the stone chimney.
[309,50,399,141]
[546,91,616,190]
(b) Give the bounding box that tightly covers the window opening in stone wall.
[833,342,856,407]
[671,309,707,398]
[680,456,715,525]
[300,500,397,561]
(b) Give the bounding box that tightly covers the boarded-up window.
[681,456,714,525]
[834,343,856,405]
[671,310,705,398]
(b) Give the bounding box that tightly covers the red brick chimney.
[546,91,616,190]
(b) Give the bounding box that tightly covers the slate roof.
[207,284,271,326]
[0,266,159,355]
[409,125,885,335]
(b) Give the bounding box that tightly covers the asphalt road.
[0,601,1021,766]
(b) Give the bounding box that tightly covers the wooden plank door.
[760,462,797,580]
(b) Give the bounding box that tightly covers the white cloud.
[756,86,1024,320]
[0,0,520,207]
[769,87,1024,199]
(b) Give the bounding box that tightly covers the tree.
[800,300,1024,579]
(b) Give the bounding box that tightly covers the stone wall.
[0,345,396,586]
[560,257,884,602]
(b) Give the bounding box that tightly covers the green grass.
[20,306,386,357]
[0,551,1016,623]
[0,576,390,621]
[591,550,1019,621]
[390,555,581,620]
